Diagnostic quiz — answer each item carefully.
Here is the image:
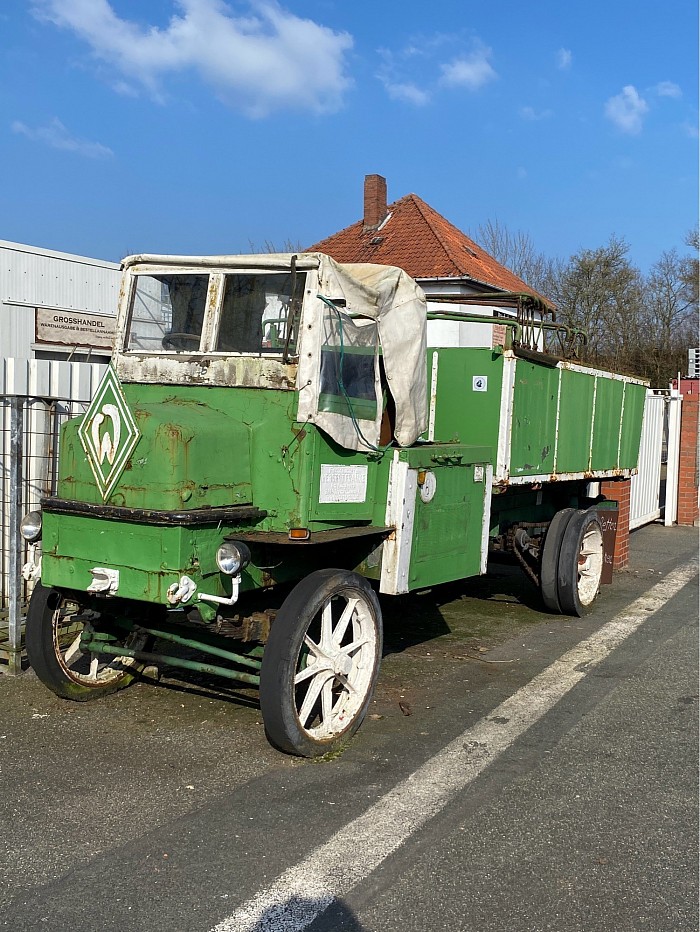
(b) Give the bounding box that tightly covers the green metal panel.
[429,348,503,448]
[58,382,312,530]
[556,369,595,473]
[408,461,486,589]
[42,512,184,601]
[304,433,384,525]
[591,376,625,470]
[619,381,647,468]
[40,511,264,603]
[510,359,559,477]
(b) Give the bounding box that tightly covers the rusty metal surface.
[41,497,266,526]
[115,352,297,390]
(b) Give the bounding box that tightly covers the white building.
[0,240,120,364]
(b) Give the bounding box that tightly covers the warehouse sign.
[35,308,116,350]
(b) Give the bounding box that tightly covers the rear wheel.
[259,569,383,757]
[540,508,576,613]
[25,584,151,700]
[556,510,604,616]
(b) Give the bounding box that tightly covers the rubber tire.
[540,508,576,613]
[25,584,148,701]
[259,569,383,757]
[556,509,604,617]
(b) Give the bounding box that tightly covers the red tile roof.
[310,193,539,298]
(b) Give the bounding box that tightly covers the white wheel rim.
[577,525,604,605]
[52,600,147,686]
[293,591,377,740]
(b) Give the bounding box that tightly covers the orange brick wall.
[600,478,631,568]
[677,390,699,526]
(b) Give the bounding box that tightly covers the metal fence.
[1,358,106,673]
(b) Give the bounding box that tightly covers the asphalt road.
[0,524,697,932]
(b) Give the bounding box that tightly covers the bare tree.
[475,219,697,383]
[636,242,699,384]
[247,238,306,254]
[473,218,559,300]
[549,236,644,369]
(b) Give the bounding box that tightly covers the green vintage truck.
[21,252,646,755]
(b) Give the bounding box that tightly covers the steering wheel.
[162,332,201,350]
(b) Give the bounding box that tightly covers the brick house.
[310,174,551,351]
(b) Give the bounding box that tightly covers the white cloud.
[440,45,497,90]
[377,35,496,104]
[556,48,572,70]
[11,118,113,157]
[654,80,682,98]
[604,85,649,134]
[519,106,553,121]
[32,0,353,117]
[376,43,434,106]
[384,82,430,107]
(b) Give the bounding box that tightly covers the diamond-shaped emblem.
[78,367,141,501]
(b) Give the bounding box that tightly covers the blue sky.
[1,1,697,271]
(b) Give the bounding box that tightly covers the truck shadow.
[139,558,542,705]
[381,557,544,657]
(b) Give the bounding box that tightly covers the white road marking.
[211,560,698,932]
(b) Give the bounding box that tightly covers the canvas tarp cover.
[296,255,428,452]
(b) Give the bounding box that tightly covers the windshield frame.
[119,266,308,358]
[112,258,319,390]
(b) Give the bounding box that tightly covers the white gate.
[630,389,682,530]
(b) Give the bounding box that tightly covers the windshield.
[216,272,305,354]
[125,270,305,355]
[126,274,208,352]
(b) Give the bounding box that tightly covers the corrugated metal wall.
[0,240,121,363]
[0,240,120,311]
[1,305,35,358]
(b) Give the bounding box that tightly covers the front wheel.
[259,569,383,757]
[25,584,151,701]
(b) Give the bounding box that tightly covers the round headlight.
[216,541,251,576]
[20,510,42,543]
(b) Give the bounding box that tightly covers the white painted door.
[629,390,681,530]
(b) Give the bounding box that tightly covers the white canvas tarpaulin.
[296,255,428,452]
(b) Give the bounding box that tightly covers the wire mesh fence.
[0,358,106,673]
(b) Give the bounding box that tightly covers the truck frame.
[21,252,646,756]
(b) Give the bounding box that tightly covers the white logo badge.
[78,368,141,501]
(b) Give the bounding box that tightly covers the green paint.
[591,376,625,470]
[556,369,595,473]
[80,640,261,685]
[619,381,646,469]
[407,457,487,589]
[510,360,558,476]
[429,348,504,448]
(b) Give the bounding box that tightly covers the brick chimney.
[363,174,388,231]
